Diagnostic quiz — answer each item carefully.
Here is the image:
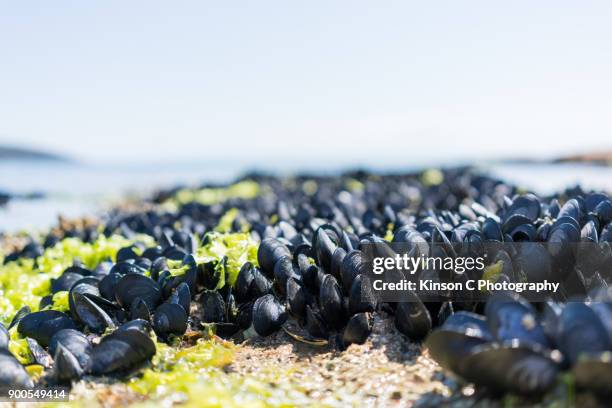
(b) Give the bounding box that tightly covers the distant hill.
[0,145,70,162]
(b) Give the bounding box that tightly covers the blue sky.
[1,1,611,164]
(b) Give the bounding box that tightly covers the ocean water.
[1,160,611,233]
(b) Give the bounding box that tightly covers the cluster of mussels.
[1,168,611,402]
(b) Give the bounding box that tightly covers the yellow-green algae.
[170,180,260,206]
[194,231,258,289]
[0,234,150,326]
[127,338,315,407]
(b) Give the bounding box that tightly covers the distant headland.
[0,145,71,162]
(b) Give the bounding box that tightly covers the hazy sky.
[1,1,611,164]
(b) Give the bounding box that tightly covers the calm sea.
[1,159,611,233]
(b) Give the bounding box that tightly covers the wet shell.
[252,294,287,337]
[49,329,92,370]
[89,329,156,375]
[18,310,77,347]
[153,303,188,337]
[115,273,162,311]
[0,349,34,388]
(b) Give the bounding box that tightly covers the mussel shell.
[505,194,541,223]
[99,272,123,301]
[0,349,34,387]
[558,302,610,365]
[273,256,297,295]
[425,311,493,377]
[168,282,191,314]
[8,305,31,330]
[89,329,156,375]
[72,292,115,334]
[130,297,152,321]
[394,293,432,342]
[305,305,328,339]
[18,310,77,347]
[319,274,347,330]
[485,292,549,347]
[52,343,84,383]
[315,228,337,272]
[340,250,367,293]
[52,272,86,293]
[235,262,272,303]
[257,238,291,276]
[348,275,377,314]
[153,303,188,337]
[26,337,53,368]
[252,294,287,337]
[236,302,254,330]
[286,277,307,320]
[200,290,227,323]
[462,340,561,396]
[117,319,153,335]
[341,312,372,347]
[114,273,162,311]
[49,328,92,370]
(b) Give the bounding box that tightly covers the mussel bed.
[1,167,611,406]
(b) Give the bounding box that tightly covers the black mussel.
[236,302,254,330]
[153,303,188,338]
[142,246,164,261]
[341,312,372,348]
[485,292,549,347]
[502,214,532,235]
[52,343,84,383]
[130,297,151,321]
[52,271,86,293]
[115,273,161,311]
[302,264,325,293]
[49,328,92,370]
[91,261,113,279]
[558,302,610,365]
[572,351,612,396]
[329,247,347,282]
[111,261,148,276]
[116,245,139,262]
[0,322,9,350]
[252,294,287,337]
[168,282,191,314]
[99,272,123,301]
[0,349,34,387]
[305,305,328,339]
[514,243,552,284]
[394,293,432,342]
[505,194,541,223]
[258,238,291,276]
[89,329,156,375]
[349,275,377,314]
[273,256,297,295]
[26,337,53,368]
[461,340,561,396]
[39,295,53,309]
[8,305,31,330]
[425,311,493,377]
[482,218,504,241]
[235,262,272,303]
[558,198,582,223]
[540,300,563,342]
[117,319,153,335]
[200,290,226,323]
[319,274,347,330]
[340,250,367,293]
[315,228,337,272]
[286,277,307,320]
[72,292,115,334]
[18,310,77,347]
